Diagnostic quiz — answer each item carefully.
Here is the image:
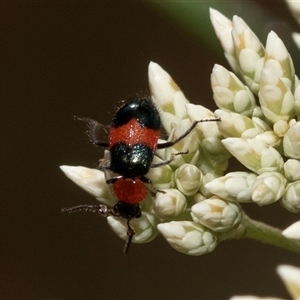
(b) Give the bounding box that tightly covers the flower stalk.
[220,212,300,255]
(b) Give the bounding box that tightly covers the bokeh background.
[2,1,300,299]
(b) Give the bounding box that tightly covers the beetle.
[62,95,220,254]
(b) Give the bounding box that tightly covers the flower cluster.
[209,8,300,212]
[61,7,300,256]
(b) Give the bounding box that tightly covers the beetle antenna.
[61,204,114,218]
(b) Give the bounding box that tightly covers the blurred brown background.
[1,1,300,299]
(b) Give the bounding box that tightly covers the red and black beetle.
[62,95,219,254]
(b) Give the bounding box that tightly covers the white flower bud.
[289,119,297,127]
[252,117,272,131]
[199,173,218,197]
[146,156,175,189]
[273,120,289,137]
[222,138,284,174]
[191,197,241,232]
[157,221,217,256]
[286,0,300,23]
[232,15,265,94]
[284,159,300,182]
[283,122,300,159]
[199,156,229,179]
[186,104,229,162]
[264,31,295,89]
[175,164,202,196]
[209,8,238,73]
[276,265,300,300]
[107,212,159,244]
[201,137,231,162]
[259,68,295,123]
[254,131,281,148]
[211,64,256,116]
[214,109,262,138]
[154,189,187,220]
[163,119,200,167]
[251,172,287,206]
[60,165,115,206]
[252,107,265,119]
[205,172,257,203]
[281,181,300,213]
[186,103,221,139]
[148,62,188,132]
[282,221,300,241]
[194,193,206,203]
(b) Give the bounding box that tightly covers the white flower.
[252,117,272,131]
[281,181,300,213]
[276,265,300,299]
[259,68,295,123]
[285,0,300,23]
[199,172,219,198]
[273,120,289,137]
[210,64,256,116]
[146,156,175,190]
[186,103,221,139]
[254,131,281,148]
[264,31,295,89]
[185,103,230,174]
[163,118,200,168]
[232,15,265,93]
[222,138,284,174]
[251,172,287,206]
[154,189,187,220]
[284,159,300,182]
[175,164,202,196]
[148,62,189,133]
[214,109,262,138]
[60,165,115,206]
[191,197,241,232]
[157,221,217,256]
[283,122,300,159]
[107,212,159,244]
[282,221,300,240]
[209,8,238,73]
[205,172,257,203]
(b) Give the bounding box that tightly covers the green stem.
[221,213,300,254]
